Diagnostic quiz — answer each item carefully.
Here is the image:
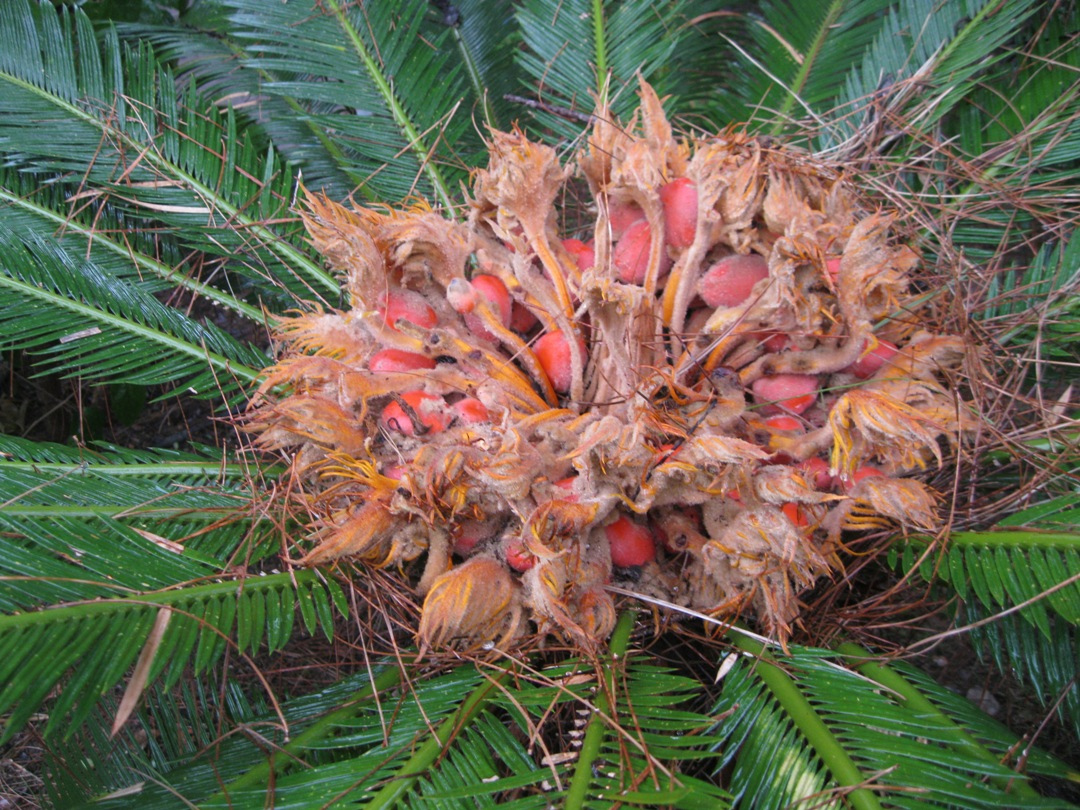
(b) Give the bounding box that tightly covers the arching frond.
[0,433,343,744]
[0,233,265,401]
[981,234,1080,360]
[820,0,1041,150]
[447,0,521,131]
[115,19,369,199]
[0,564,345,744]
[709,0,893,130]
[710,640,1078,809]
[40,616,736,809]
[514,0,697,139]
[895,528,1080,739]
[0,0,336,307]
[223,0,472,210]
[0,167,265,322]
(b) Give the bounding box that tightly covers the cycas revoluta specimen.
[248,80,972,651]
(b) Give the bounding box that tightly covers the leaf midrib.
[0,570,320,629]
[0,184,267,322]
[769,0,844,135]
[0,68,339,300]
[0,265,262,385]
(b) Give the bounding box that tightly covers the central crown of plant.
[248,81,969,651]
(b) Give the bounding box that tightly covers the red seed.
[380,288,437,330]
[453,519,492,557]
[614,219,671,284]
[369,348,436,373]
[504,538,535,572]
[446,278,479,314]
[379,390,449,435]
[552,475,579,503]
[844,339,898,379]
[510,301,539,333]
[698,254,769,307]
[752,374,818,415]
[563,238,596,272]
[752,330,789,353]
[853,465,885,483]
[825,256,842,280]
[799,457,834,490]
[782,502,810,528]
[608,202,645,239]
[452,397,489,424]
[659,177,697,247]
[839,464,887,491]
[535,330,585,394]
[765,415,804,432]
[605,515,656,567]
[471,274,512,327]
[453,274,512,341]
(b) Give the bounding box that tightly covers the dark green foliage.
[1,0,1078,806]
[711,642,1075,808]
[894,526,1080,740]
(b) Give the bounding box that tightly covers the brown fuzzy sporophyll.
[246,80,972,652]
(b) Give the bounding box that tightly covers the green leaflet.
[0,0,337,308]
[0,233,266,401]
[821,0,1040,150]
[50,624,735,809]
[224,0,469,211]
[894,530,1080,740]
[711,641,1076,809]
[0,571,346,744]
[1,1,1079,808]
[514,0,694,139]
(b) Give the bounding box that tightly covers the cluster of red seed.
[248,82,969,650]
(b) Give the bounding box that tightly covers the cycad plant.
[1,0,1078,807]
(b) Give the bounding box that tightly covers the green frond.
[766,0,892,130]
[46,615,733,809]
[0,232,265,400]
[500,614,731,809]
[0,433,341,744]
[45,665,398,808]
[223,0,471,211]
[980,232,1080,359]
[116,20,367,198]
[894,529,1080,738]
[0,0,337,307]
[515,0,694,140]
[896,532,1080,638]
[707,0,892,130]
[0,569,345,745]
[44,678,259,807]
[513,0,597,139]
[962,604,1080,743]
[710,640,1077,809]
[819,0,1040,150]
[0,433,266,564]
[448,0,521,130]
[973,11,1080,150]
[0,167,265,323]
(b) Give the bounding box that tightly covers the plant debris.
[247,80,973,651]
